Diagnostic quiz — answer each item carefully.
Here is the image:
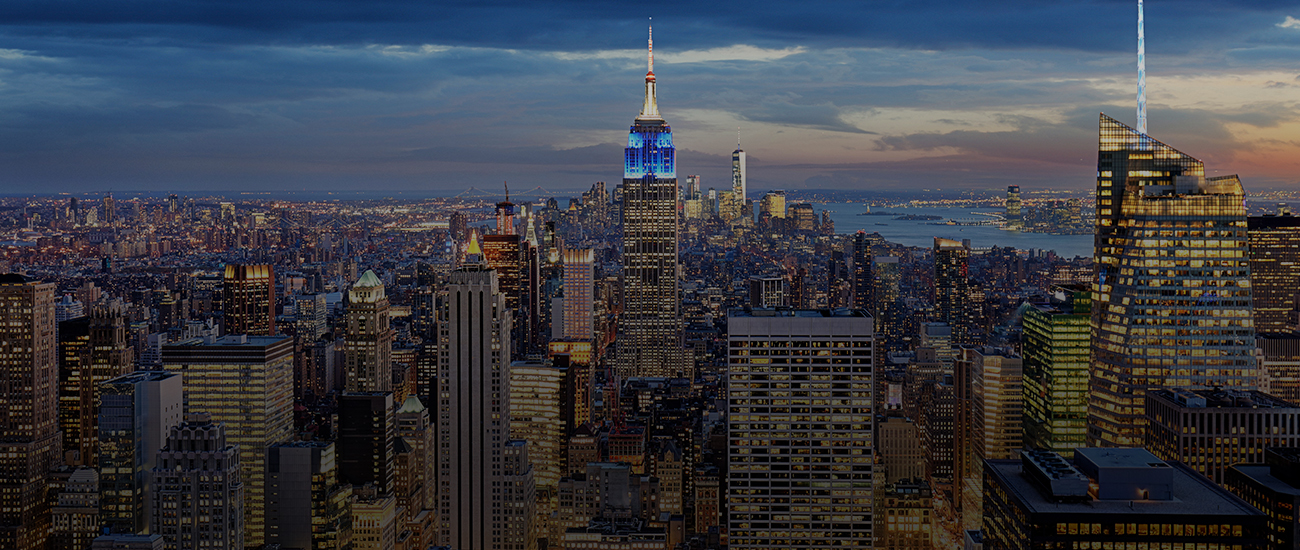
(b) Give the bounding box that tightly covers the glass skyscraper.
[1023,284,1090,457]
[1089,114,1256,447]
[618,27,682,378]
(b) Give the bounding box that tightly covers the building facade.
[1090,114,1257,446]
[727,308,875,548]
[99,370,183,534]
[345,270,393,393]
[1145,388,1300,485]
[1248,211,1300,332]
[1023,285,1090,457]
[934,238,973,344]
[265,441,353,550]
[151,414,244,550]
[222,263,275,336]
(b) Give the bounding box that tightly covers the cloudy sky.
[1,0,1298,196]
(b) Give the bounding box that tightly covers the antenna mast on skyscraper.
[1137,0,1147,135]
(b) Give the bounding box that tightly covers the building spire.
[1137,0,1147,135]
[637,20,661,121]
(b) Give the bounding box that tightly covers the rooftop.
[729,307,869,318]
[1149,388,1298,410]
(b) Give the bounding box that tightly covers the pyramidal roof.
[397,395,426,414]
[354,270,382,288]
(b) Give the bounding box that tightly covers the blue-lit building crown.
[624,124,675,180]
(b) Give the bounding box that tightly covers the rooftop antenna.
[504,180,509,202]
[737,126,741,150]
[1137,0,1147,135]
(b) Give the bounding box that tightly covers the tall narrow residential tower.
[1089,114,1256,446]
[618,25,682,378]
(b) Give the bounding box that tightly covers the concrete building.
[727,308,875,548]
[294,293,328,342]
[563,248,595,341]
[1145,388,1300,485]
[265,441,353,550]
[162,335,294,545]
[99,370,183,534]
[351,484,396,550]
[874,479,933,550]
[1248,211,1300,332]
[983,448,1267,549]
[151,413,244,550]
[879,416,925,483]
[51,467,100,550]
[0,274,59,550]
[345,270,393,393]
[746,276,785,309]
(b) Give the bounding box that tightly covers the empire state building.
[618,26,683,378]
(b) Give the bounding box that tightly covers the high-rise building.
[874,478,933,550]
[878,417,924,483]
[51,468,101,550]
[1225,447,1300,550]
[618,26,683,379]
[562,248,594,341]
[732,144,747,207]
[265,441,353,550]
[790,203,816,233]
[56,293,85,322]
[727,308,874,548]
[1023,285,1090,457]
[395,395,435,517]
[0,273,59,550]
[222,263,276,336]
[1145,388,1300,485]
[872,256,907,354]
[758,190,786,227]
[295,293,328,342]
[984,448,1267,549]
[345,271,393,393]
[1248,210,1300,333]
[151,413,244,550]
[852,231,874,310]
[509,359,573,528]
[1090,114,1257,446]
[1005,185,1023,228]
[436,265,516,549]
[337,392,395,494]
[955,346,1022,529]
[1259,333,1300,403]
[99,370,183,534]
[747,276,785,308]
[934,237,973,344]
[501,440,537,550]
[350,485,396,550]
[58,300,133,466]
[162,335,294,546]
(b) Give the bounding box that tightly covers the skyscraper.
[337,392,395,494]
[99,370,183,535]
[933,238,973,344]
[436,265,515,549]
[872,256,907,354]
[0,274,59,550]
[1004,185,1023,229]
[295,293,328,342]
[727,308,875,548]
[151,413,244,550]
[1248,210,1300,333]
[1089,114,1256,447]
[618,26,682,379]
[223,263,276,336]
[851,231,874,310]
[265,441,353,550]
[58,300,133,466]
[562,248,595,341]
[345,271,393,393]
[162,335,294,546]
[1023,285,1090,457]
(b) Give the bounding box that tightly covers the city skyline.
[1,2,1298,194]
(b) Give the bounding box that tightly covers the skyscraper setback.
[1089,114,1257,447]
[618,26,682,378]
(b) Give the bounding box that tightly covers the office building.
[509,360,573,523]
[563,248,595,341]
[955,346,1023,529]
[1090,114,1257,446]
[746,276,785,308]
[1023,285,1090,457]
[727,308,875,548]
[1145,388,1300,485]
[345,271,393,393]
[1259,333,1300,403]
[222,263,276,336]
[501,440,537,550]
[872,256,906,354]
[295,293,328,342]
[266,441,352,550]
[151,413,244,550]
[875,479,933,550]
[338,392,396,494]
[934,237,973,344]
[395,395,435,521]
[436,265,516,549]
[0,274,59,550]
[1005,185,1023,228]
[58,300,133,466]
[55,293,84,322]
[879,417,925,484]
[350,485,396,550]
[162,335,294,546]
[1225,447,1300,550]
[759,190,786,226]
[618,27,683,379]
[51,467,100,550]
[1248,211,1300,332]
[852,231,874,310]
[983,448,1267,549]
[99,370,183,534]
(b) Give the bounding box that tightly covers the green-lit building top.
[1023,284,1091,457]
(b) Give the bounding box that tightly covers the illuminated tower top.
[637,23,660,121]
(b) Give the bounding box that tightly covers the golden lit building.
[223,263,276,336]
[726,308,874,548]
[163,335,294,546]
[0,274,59,550]
[509,360,571,532]
[1090,114,1256,447]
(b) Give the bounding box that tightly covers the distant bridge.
[452,186,578,200]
